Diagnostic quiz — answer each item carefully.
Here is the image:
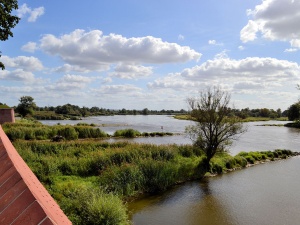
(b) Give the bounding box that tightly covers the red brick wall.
[0,126,72,224]
[0,109,15,124]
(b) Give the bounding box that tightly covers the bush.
[58,185,129,225]
[234,156,248,167]
[245,156,255,164]
[210,162,223,174]
[114,129,141,138]
[56,126,79,140]
[138,160,178,193]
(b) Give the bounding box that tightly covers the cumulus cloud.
[149,56,300,97]
[109,63,153,79]
[17,3,45,22]
[181,57,299,83]
[53,64,95,73]
[21,42,38,53]
[98,84,142,94]
[0,56,44,71]
[241,0,300,47]
[0,69,35,82]
[49,74,93,91]
[39,29,201,71]
[148,73,200,90]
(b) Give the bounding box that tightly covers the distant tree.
[287,103,300,121]
[0,0,20,70]
[276,108,282,118]
[185,87,245,172]
[142,108,149,115]
[16,96,37,117]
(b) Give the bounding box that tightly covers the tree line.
[7,95,292,119]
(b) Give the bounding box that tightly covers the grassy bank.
[12,138,297,224]
[2,121,174,141]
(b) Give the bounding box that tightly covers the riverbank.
[11,137,298,225]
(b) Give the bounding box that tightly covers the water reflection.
[129,180,235,225]
[130,157,300,225]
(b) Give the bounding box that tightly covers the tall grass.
[12,139,297,224]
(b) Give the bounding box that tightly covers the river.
[40,115,300,224]
[40,115,300,155]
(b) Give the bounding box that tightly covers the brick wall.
[0,109,15,124]
[0,126,72,224]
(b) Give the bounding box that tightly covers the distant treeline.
[35,104,187,117]
[37,104,286,118]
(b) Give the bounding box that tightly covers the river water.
[41,115,300,224]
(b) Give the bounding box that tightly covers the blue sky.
[1,0,300,110]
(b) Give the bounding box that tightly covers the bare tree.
[186,87,245,171]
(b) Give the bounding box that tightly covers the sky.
[1,0,300,110]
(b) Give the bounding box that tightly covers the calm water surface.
[129,156,300,225]
[41,115,300,155]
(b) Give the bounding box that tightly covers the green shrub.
[245,156,255,164]
[56,126,79,140]
[225,158,236,169]
[99,164,144,196]
[138,160,178,193]
[234,156,248,167]
[114,129,141,138]
[210,162,223,174]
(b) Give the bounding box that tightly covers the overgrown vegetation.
[12,137,297,224]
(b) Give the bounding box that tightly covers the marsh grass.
[12,138,296,224]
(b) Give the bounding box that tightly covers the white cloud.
[148,73,200,90]
[208,39,223,46]
[290,39,300,48]
[0,56,44,71]
[238,45,245,50]
[40,29,201,71]
[181,57,299,84]
[102,77,113,83]
[284,48,298,53]
[17,4,45,22]
[97,84,142,94]
[21,42,38,53]
[208,40,216,45]
[53,64,95,73]
[109,63,153,79]
[49,74,93,91]
[240,20,259,42]
[178,34,185,41]
[241,0,300,47]
[0,69,35,82]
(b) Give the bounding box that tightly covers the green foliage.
[0,0,20,70]
[15,96,37,117]
[49,180,129,225]
[287,102,300,121]
[3,122,108,141]
[114,129,141,138]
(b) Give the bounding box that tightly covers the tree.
[287,103,300,121]
[16,96,37,117]
[185,87,245,172]
[0,0,20,70]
